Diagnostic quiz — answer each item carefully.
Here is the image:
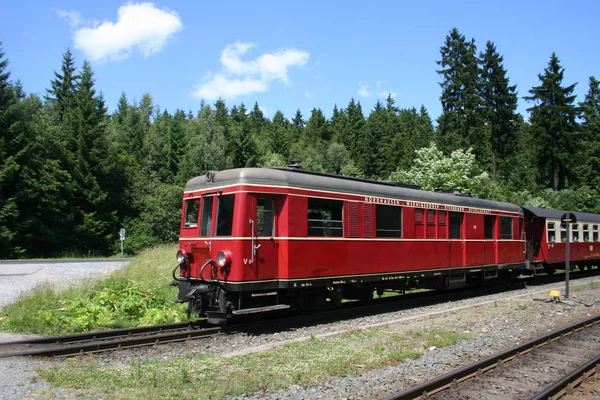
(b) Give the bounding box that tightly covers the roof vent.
[288,161,302,169]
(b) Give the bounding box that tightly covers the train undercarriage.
[172,263,527,324]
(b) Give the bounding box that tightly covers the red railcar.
[173,167,527,323]
[523,207,600,273]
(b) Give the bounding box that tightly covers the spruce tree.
[479,41,519,179]
[436,28,485,161]
[524,53,579,190]
[577,77,600,188]
[304,108,329,144]
[267,110,291,158]
[46,49,79,122]
[65,60,117,253]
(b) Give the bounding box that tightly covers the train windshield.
[200,196,214,236]
[216,195,235,236]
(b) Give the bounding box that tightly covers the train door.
[249,194,282,281]
[484,215,496,265]
[448,212,464,267]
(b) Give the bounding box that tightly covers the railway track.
[384,314,600,400]
[1,269,598,359]
[0,320,221,358]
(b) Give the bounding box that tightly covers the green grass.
[0,244,185,335]
[37,328,471,399]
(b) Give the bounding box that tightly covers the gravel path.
[0,260,129,400]
[1,275,599,399]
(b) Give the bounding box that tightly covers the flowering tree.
[389,142,490,197]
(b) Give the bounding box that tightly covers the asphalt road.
[0,259,130,310]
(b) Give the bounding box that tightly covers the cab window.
[200,196,214,236]
[216,195,235,236]
[257,197,275,236]
[183,198,199,228]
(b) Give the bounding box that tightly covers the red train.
[171,167,600,324]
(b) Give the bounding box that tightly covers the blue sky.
[2,1,599,122]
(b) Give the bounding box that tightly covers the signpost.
[119,227,126,256]
[560,213,577,298]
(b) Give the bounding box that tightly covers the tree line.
[0,28,598,258]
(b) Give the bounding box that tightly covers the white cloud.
[193,74,268,99]
[57,9,84,28]
[305,91,315,98]
[376,80,385,89]
[358,84,372,97]
[193,41,309,100]
[67,3,182,63]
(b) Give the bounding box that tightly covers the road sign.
[119,228,126,256]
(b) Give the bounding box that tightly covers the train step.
[232,304,291,315]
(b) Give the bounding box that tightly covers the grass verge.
[38,328,471,399]
[0,244,185,335]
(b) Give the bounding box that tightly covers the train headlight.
[217,250,232,268]
[176,250,187,265]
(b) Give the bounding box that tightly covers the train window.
[449,212,462,239]
[376,205,402,238]
[593,225,599,241]
[415,209,424,224]
[257,197,275,236]
[427,210,436,225]
[307,198,343,237]
[216,195,235,236]
[183,199,199,228]
[500,217,512,239]
[560,225,567,242]
[583,224,590,242]
[572,224,580,242]
[484,215,494,239]
[438,211,447,225]
[200,196,214,236]
[547,222,556,242]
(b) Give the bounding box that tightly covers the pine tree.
[114,92,129,124]
[64,60,117,253]
[479,41,519,179]
[267,110,291,157]
[524,53,579,190]
[46,48,79,122]
[304,108,329,144]
[577,77,600,188]
[0,42,21,257]
[232,119,258,167]
[366,101,387,177]
[291,109,305,144]
[436,28,485,160]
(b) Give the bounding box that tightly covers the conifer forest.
[1,28,599,258]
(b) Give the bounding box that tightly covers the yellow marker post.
[550,290,561,302]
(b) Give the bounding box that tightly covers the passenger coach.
[173,167,526,323]
[523,207,600,274]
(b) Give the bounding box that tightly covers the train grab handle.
[249,219,261,264]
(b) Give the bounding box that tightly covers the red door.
[250,194,282,282]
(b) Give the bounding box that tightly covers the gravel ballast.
[1,276,599,399]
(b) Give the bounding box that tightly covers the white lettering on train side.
[364,196,492,214]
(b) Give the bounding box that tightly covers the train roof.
[522,206,600,223]
[185,168,523,214]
